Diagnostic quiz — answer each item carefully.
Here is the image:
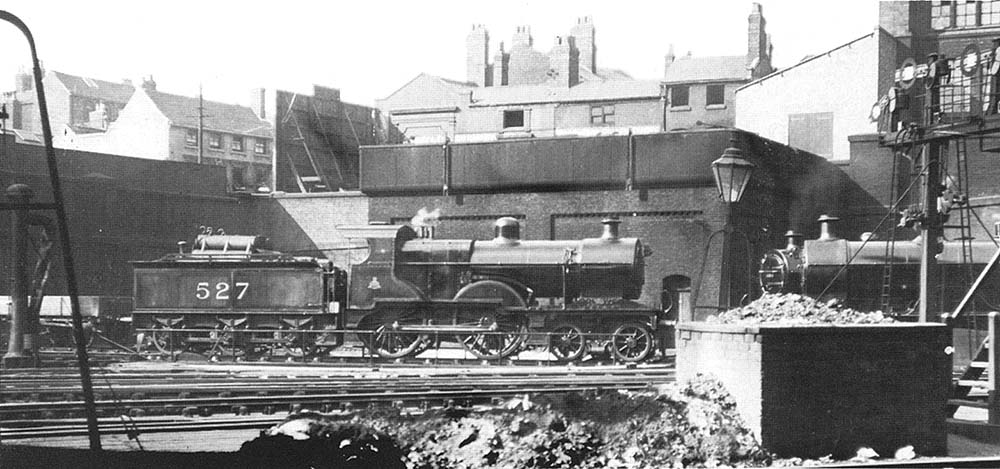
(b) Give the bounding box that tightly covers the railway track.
[0,363,675,426]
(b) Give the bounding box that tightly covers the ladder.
[278,93,332,193]
[879,146,903,314]
[947,247,1000,420]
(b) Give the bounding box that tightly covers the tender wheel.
[148,328,186,357]
[611,322,653,362]
[279,330,318,358]
[372,322,424,359]
[550,323,587,362]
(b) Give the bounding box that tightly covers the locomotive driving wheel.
[610,322,653,362]
[549,323,587,362]
[372,321,426,359]
[457,315,528,360]
[453,280,529,360]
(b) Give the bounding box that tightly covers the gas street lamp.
[711,140,756,204]
[692,137,756,318]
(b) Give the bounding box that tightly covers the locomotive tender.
[132,217,659,362]
[759,216,1000,315]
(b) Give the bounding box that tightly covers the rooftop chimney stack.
[512,25,533,48]
[493,41,509,86]
[466,24,491,87]
[747,3,773,79]
[551,35,579,87]
[141,75,157,92]
[569,16,596,74]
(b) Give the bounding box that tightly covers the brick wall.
[677,322,950,458]
[368,187,724,310]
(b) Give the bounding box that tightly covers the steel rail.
[0,382,658,414]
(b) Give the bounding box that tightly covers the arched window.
[662,275,692,323]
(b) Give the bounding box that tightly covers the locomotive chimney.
[783,230,803,250]
[601,218,621,241]
[817,214,840,241]
[494,217,521,243]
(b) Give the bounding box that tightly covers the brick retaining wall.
[676,322,951,458]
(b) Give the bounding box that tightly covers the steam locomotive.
[132,217,660,362]
[758,215,1000,315]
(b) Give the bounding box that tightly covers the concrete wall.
[735,32,880,161]
[272,192,371,268]
[677,322,951,458]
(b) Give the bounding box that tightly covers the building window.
[788,112,834,159]
[254,139,269,155]
[984,0,1000,24]
[231,135,244,152]
[670,86,689,107]
[956,0,978,27]
[931,0,1000,28]
[932,1,954,29]
[589,105,615,125]
[706,84,725,106]
[185,129,198,146]
[207,132,222,149]
[502,110,525,129]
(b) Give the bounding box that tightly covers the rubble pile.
[709,293,896,325]
[240,376,771,468]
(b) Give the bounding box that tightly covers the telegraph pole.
[198,84,204,164]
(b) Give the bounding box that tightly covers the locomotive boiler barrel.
[468,237,645,299]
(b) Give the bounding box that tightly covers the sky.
[0,1,881,108]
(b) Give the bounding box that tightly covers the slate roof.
[51,71,134,103]
[662,55,749,84]
[471,79,661,106]
[145,90,273,138]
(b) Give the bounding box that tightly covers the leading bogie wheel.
[611,322,653,362]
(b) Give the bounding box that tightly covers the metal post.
[3,184,37,368]
[0,10,102,451]
[989,312,1000,424]
[720,204,734,310]
[919,141,943,322]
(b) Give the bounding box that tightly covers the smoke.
[410,207,441,227]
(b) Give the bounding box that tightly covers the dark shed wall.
[0,140,315,296]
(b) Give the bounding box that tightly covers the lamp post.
[693,137,755,317]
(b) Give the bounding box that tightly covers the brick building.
[735,29,890,162]
[662,3,774,131]
[60,78,274,192]
[2,69,134,138]
[359,128,861,319]
[379,5,772,144]
[736,1,1000,239]
[378,17,660,144]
